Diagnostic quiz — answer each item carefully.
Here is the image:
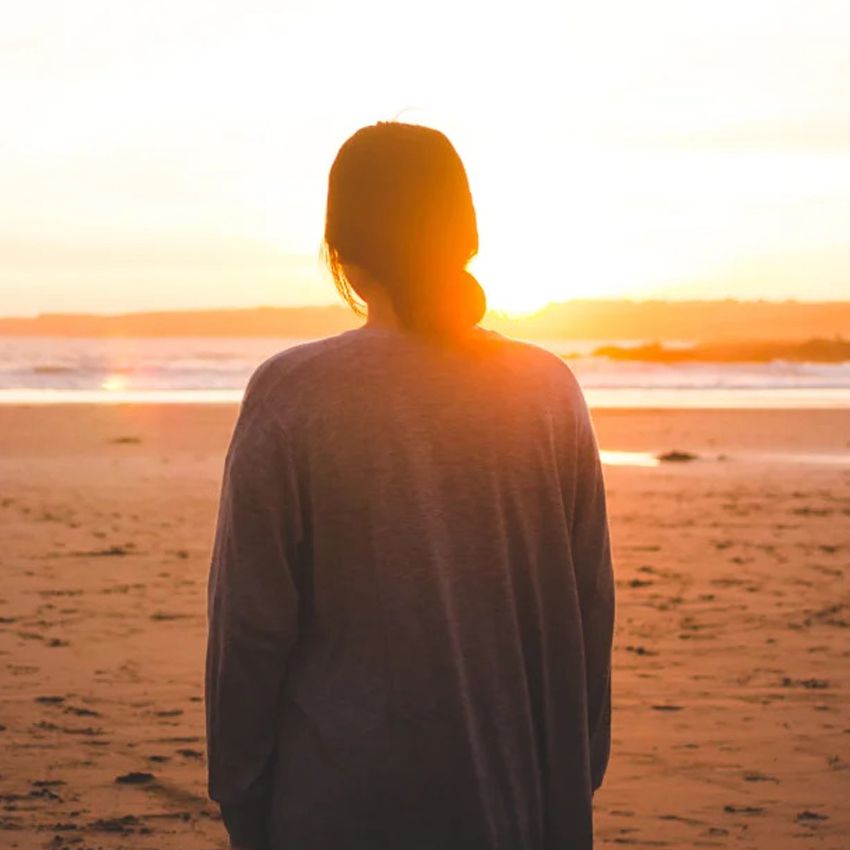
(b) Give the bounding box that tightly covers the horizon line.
[4,296,850,322]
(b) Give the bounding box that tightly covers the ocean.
[1,335,848,408]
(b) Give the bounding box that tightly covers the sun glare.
[101,375,128,392]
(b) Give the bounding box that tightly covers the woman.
[206,122,614,850]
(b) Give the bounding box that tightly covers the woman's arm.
[570,395,615,794]
[205,395,302,850]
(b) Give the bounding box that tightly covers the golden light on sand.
[599,450,660,468]
[100,374,128,392]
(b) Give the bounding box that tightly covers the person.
[205,121,614,850]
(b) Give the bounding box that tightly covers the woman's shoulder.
[241,325,587,423]
[473,327,585,397]
[240,329,368,407]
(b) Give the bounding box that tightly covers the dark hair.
[324,122,486,337]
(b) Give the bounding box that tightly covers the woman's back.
[206,324,614,850]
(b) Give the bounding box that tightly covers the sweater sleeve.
[569,391,615,793]
[205,394,302,849]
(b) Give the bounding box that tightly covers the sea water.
[1,336,848,408]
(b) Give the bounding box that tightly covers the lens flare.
[100,374,127,392]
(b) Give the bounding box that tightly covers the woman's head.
[324,122,486,337]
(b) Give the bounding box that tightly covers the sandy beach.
[1,404,848,850]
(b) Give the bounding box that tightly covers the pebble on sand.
[114,772,155,785]
[657,450,699,462]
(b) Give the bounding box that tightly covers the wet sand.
[0,405,848,849]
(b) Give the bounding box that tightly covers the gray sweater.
[205,324,614,850]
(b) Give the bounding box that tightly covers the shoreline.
[1,387,849,409]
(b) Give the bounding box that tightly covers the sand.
[0,405,848,849]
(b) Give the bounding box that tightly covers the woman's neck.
[364,293,403,329]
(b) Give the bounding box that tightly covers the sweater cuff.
[220,798,268,850]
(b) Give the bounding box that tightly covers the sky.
[2,0,849,316]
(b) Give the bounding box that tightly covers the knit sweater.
[205,323,614,850]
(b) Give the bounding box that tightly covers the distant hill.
[490,299,850,342]
[0,306,357,339]
[1,300,849,341]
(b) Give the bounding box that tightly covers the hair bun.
[418,269,486,336]
[457,271,487,328]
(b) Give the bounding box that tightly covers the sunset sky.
[3,0,849,316]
